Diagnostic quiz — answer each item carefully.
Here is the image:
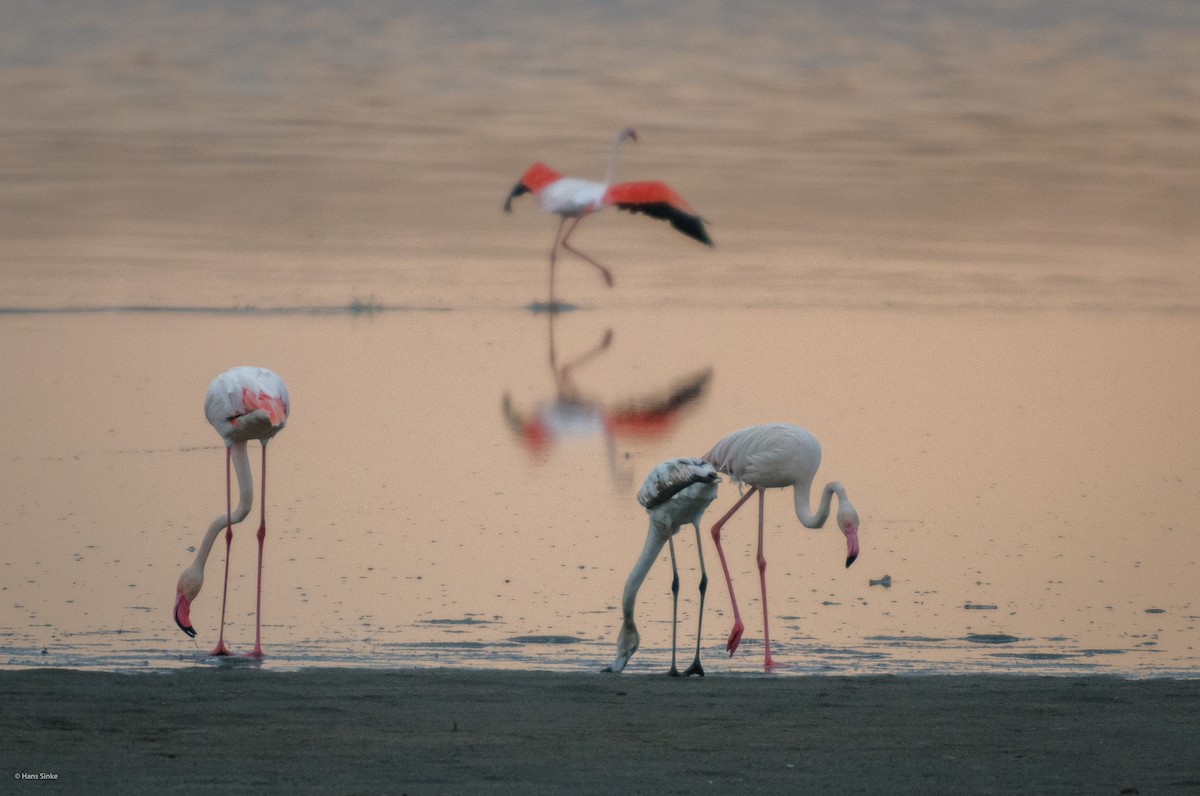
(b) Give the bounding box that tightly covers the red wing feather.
[604,181,712,245]
[504,162,562,212]
[518,162,561,192]
[605,181,695,212]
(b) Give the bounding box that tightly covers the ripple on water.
[964,634,1020,644]
[989,652,1077,661]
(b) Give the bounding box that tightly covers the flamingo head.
[173,566,203,638]
[838,499,860,568]
[603,622,640,674]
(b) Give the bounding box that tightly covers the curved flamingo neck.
[190,442,255,574]
[622,523,668,621]
[793,480,845,529]
[605,129,634,186]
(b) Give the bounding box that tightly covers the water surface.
[1,0,1198,676]
[2,305,1197,676]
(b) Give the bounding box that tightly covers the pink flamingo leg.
[248,442,268,659]
[709,486,758,656]
[756,490,791,670]
[547,216,567,306]
[209,445,234,657]
[559,216,615,288]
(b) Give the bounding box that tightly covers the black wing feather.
[617,202,713,246]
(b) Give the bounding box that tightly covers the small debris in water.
[869,575,891,588]
[1144,608,1165,614]
[964,603,998,610]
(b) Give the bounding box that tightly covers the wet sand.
[2,668,1198,794]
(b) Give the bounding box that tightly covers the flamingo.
[173,366,289,658]
[702,423,860,669]
[503,127,712,305]
[604,458,720,676]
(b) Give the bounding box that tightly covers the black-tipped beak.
[845,554,857,569]
[174,591,196,637]
[503,183,528,213]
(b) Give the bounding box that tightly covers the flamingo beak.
[174,590,196,638]
[503,183,524,213]
[845,528,860,568]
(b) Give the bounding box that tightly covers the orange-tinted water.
[2,306,1197,674]
[1,0,1198,675]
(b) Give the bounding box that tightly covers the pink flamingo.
[503,127,712,304]
[703,423,860,669]
[605,458,720,676]
[173,366,289,658]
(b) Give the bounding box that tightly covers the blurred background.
[2,0,1197,310]
[1,1,1198,674]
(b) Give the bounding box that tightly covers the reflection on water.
[2,0,1198,677]
[1,306,1197,677]
[502,311,711,490]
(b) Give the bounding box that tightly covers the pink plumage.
[702,423,860,669]
[175,366,289,659]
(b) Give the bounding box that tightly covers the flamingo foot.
[208,642,233,657]
[763,658,795,671]
[244,647,265,660]
[683,658,705,677]
[667,666,681,678]
[726,621,744,656]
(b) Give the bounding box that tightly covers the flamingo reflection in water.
[502,312,711,488]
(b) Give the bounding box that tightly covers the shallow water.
[1,0,1199,676]
[2,305,1197,676]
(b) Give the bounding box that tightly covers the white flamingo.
[605,457,720,676]
[173,366,289,658]
[503,127,712,304]
[703,423,860,669]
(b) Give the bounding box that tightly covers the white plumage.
[174,366,289,658]
[703,422,820,490]
[203,365,289,445]
[702,422,860,668]
[538,178,607,216]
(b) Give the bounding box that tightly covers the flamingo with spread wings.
[504,127,712,305]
